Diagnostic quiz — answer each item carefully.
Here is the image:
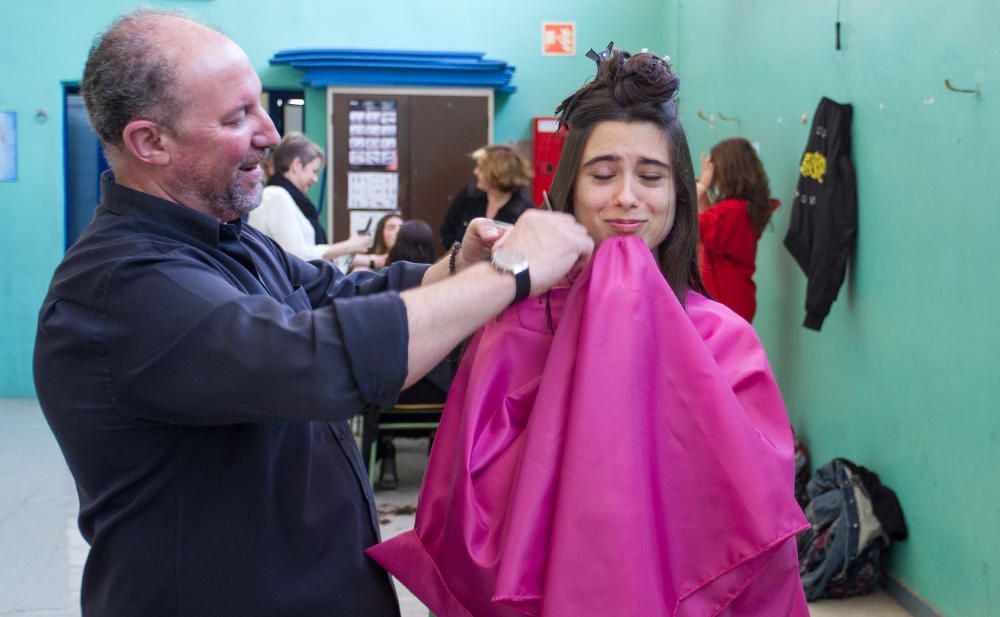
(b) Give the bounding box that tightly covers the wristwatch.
[491,248,531,306]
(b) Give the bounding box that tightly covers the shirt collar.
[98,170,247,247]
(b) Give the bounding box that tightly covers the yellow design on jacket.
[800,152,827,184]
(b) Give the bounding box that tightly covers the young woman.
[369,47,808,617]
[354,212,403,272]
[370,219,454,489]
[697,138,778,322]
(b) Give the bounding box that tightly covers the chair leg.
[368,440,378,487]
[377,439,398,490]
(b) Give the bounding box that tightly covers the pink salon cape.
[367,237,809,616]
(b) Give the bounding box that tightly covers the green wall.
[674,2,998,615]
[0,0,666,396]
[3,1,996,614]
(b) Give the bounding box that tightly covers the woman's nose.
[615,179,639,208]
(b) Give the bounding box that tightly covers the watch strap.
[512,267,530,306]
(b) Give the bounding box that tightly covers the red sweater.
[698,198,770,322]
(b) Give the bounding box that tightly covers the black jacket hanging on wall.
[784,97,857,330]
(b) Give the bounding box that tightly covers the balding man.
[34,9,591,616]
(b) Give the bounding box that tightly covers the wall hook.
[717,112,740,123]
[696,109,715,127]
[944,79,981,95]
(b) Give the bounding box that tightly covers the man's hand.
[405,210,591,387]
[344,232,372,254]
[454,218,505,272]
[495,209,593,295]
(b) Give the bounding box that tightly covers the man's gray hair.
[80,8,193,148]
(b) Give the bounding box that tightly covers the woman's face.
[382,216,403,251]
[288,156,322,194]
[572,121,675,250]
[473,161,489,192]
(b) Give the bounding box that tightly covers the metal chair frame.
[367,402,444,487]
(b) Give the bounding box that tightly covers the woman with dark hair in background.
[439,145,534,249]
[696,137,779,322]
[373,212,403,256]
[369,46,808,616]
[355,212,402,272]
[369,219,456,489]
[387,219,436,265]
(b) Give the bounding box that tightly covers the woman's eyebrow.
[638,157,670,169]
[581,154,670,169]
[581,154,620,167]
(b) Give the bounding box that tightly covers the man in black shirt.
[34,9,592,616]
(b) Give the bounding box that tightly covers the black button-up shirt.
[34,173,428,616]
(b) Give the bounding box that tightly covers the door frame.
[325,86,494,238]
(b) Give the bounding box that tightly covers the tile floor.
[1,398,915,616]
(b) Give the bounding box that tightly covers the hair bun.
[605,51,679,108]
[554,46,681,130]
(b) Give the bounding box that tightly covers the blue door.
[64,90,108,249]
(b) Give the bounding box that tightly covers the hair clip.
[585,41,615,67]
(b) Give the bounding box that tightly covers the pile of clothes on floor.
[794,440,909,600]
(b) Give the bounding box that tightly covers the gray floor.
[2,398,915,616]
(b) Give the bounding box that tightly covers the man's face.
[166,35,280,221]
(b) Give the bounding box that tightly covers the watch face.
[493,248,529,274]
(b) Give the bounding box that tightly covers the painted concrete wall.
[674,2,999,615]
[2,1,996,614]
[0,0,666,396]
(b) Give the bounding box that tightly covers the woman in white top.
[250,132,370,262]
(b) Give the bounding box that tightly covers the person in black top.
[440,144,534,249]
[368,219,456,489]
[32,9,593,617]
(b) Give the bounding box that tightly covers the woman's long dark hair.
[709,138,773,234]
[386,220,436,265]
[371,213,402,255]
[547,47,705,303]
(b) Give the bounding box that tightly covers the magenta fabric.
[367,237,809,616]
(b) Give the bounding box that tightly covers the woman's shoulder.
[250,186,299,230]
[703,198,748,217]
[685,290,763,350]
[500,190,534,220]
[698,198,753,233]
[454,182,485,204]
[261,184,295,206]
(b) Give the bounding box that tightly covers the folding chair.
[366,402,444,487]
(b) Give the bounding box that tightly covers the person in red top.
[696,137,778,322]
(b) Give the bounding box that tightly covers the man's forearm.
[419,253,453,287]
[400,262,515,388]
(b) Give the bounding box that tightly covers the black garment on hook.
[784,97,857,331]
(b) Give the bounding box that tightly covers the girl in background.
[696,138,778,322]
[356,212,403,271]
[370,220,455,489]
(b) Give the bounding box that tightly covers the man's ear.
[121,120,172,166]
